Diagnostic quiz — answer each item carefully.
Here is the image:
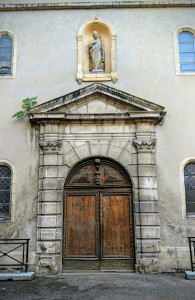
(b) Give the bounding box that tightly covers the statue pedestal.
[91,69,104,73]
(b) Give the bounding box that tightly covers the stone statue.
[88,31,105,72]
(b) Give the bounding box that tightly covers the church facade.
[0,0,195,274]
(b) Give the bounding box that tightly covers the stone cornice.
[29,111,166,123]
[0,1,194,11]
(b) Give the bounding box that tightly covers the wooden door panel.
[100,258,135,272]
[101,194,131,257]
[123,196,132,256]
[65,194,97,257]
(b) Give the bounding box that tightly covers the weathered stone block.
[37,228,62,240]
[37,241,61,254]
[108,141,128,160]
[77,103,88,113]
[138,153,153,165]
[176,247,190,260]
[139,189,158,201]
[132,153,138,165]
[38,203,61,215]
[38,255,61,274]
[131,177,139,189]
[39,167,44,179]
[103,124,126,134]
[57,154,64,166]
[136,123,155,133]
[44,123,58,133]
[118,141,134,167]
[70,124,96,134]
[42,178,58,190]
[160,259,178,272]
[134,201,159,213]
[43,178,64,190]
[133,189,139,201]
[88,99,106,113]
[127,165,138,177]
[44,154,58,166]
[39,190,62,202]
[58,166,70,178]
[89,141,109,157]
[64,150,79,168]
[39,154,44,166]
[135,213,160,226]
[134,202,139,212]
[139,177,157,189]
[160,246,177,260]
[45,124,58,134]
[37,215,61,227]
[138,166,157,177]
[39,179,43,190]
[135,226,160,239]
[139,257,160,273]
[43,165,69,178]
[69,141,90,159]
[42,167,58,178]
[137,239,161,253]
[177,259,191,270]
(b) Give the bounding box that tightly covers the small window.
[0,35,13,76]
[0,166,11,221]
[184,163,195,214]
[178,32,195,72]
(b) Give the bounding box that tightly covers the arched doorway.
[63,157,134,271]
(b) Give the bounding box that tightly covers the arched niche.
[77,18,117,84]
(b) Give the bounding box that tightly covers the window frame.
[174,26,195,76]
[184,163,195,215]
[0,165,12,222]
[0,160,16,223]
[180,158,195,219]
[0,31,17,79]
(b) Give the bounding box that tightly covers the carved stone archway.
[29,83,166,274]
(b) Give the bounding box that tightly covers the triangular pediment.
[30,83,165,114]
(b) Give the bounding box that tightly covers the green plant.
[12,96,37,118]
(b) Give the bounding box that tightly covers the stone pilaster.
[37,137,64,274]
[133,122,161,273]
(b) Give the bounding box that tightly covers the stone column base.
[36,255,62,274]
[138,257,161,274]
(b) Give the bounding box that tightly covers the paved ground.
[0,272,194,300]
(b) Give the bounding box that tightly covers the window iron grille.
[0,165,11,222]
[184,163,195,214]
[0,36,12,75]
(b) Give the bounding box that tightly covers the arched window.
[184,163,195,214]
[0,35,13,75]
[0,165,12,221]
[178,32,195,72]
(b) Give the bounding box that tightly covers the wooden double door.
[63,159,134,271]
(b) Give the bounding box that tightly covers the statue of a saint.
[88,31,105,72]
